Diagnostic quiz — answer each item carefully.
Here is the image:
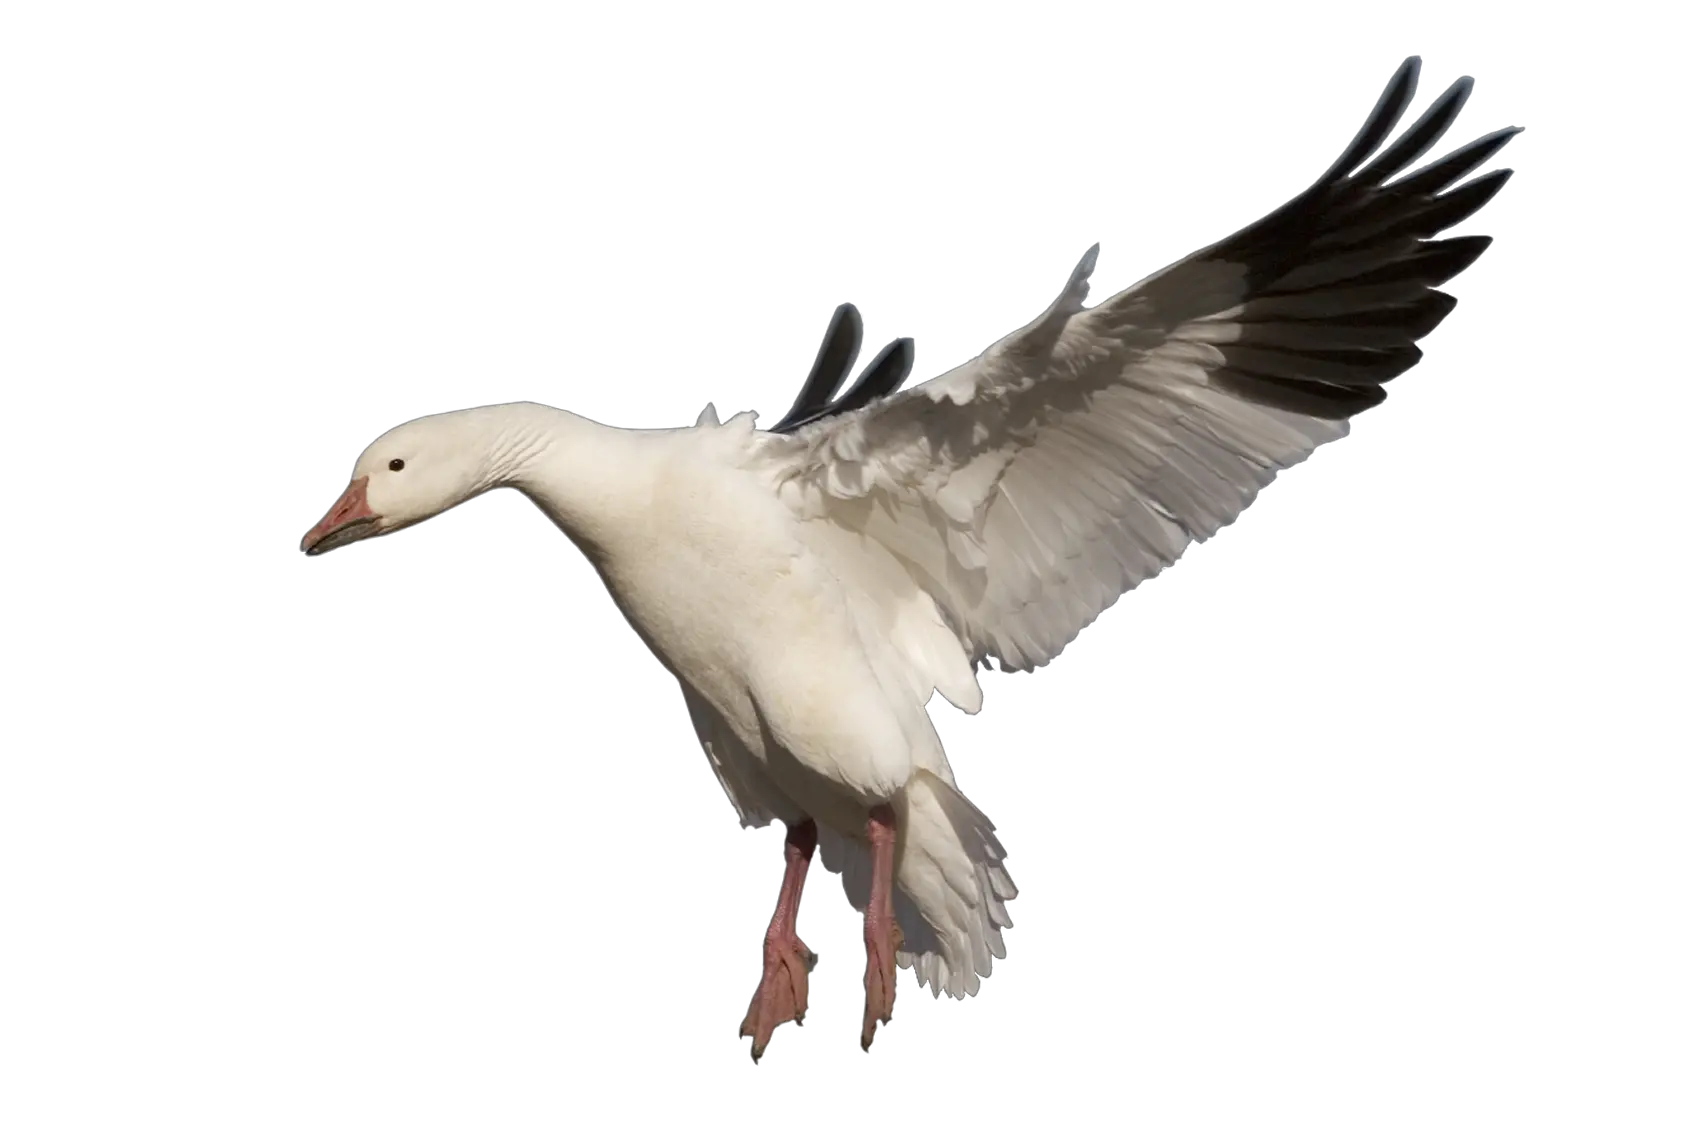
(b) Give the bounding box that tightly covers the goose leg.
[739,819,817,1062]
[861,803,902,1051]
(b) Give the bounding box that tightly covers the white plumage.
[302,56,1518,1055]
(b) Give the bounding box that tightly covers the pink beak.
[301,475,376,554]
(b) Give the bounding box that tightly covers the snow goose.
[301,56,1519,1059]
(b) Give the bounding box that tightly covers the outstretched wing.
[759,56,1519,676]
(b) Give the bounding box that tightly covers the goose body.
[302,57,1519,1058]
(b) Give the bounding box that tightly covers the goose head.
[301,413,494,556]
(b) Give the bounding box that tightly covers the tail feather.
[892,769,1008,1001]
[818,770,1017,1000]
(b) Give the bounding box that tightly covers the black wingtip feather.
[1353,74,1473,185]
[1418,168,1514,235]
[1389,127,1522,198]
[841,337,915,409]
[773,303,863,433]
[774,334,917,432]
[1320,56,1422,184]
[1410,233,1491,284]
[1195,59,1515,418]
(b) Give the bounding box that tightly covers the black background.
[258,48,1553,1096]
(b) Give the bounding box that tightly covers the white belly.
[592,460,917,831]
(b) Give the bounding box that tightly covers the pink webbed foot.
[860,908,902,1050]
[740,931,817,1061]
[739,820,817,1062]
[860,804,903,1051]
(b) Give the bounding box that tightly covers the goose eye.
[388,459,405,472]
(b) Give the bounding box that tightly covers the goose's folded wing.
[759,56,1518,674]
[772,303,918,435]
[772,303,863,433]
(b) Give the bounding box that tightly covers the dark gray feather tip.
[775,336,916,432]
[773,303,864,433]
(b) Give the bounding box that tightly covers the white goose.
[302,56,1518,1059]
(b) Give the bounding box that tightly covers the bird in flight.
[302,56,1519,1060]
